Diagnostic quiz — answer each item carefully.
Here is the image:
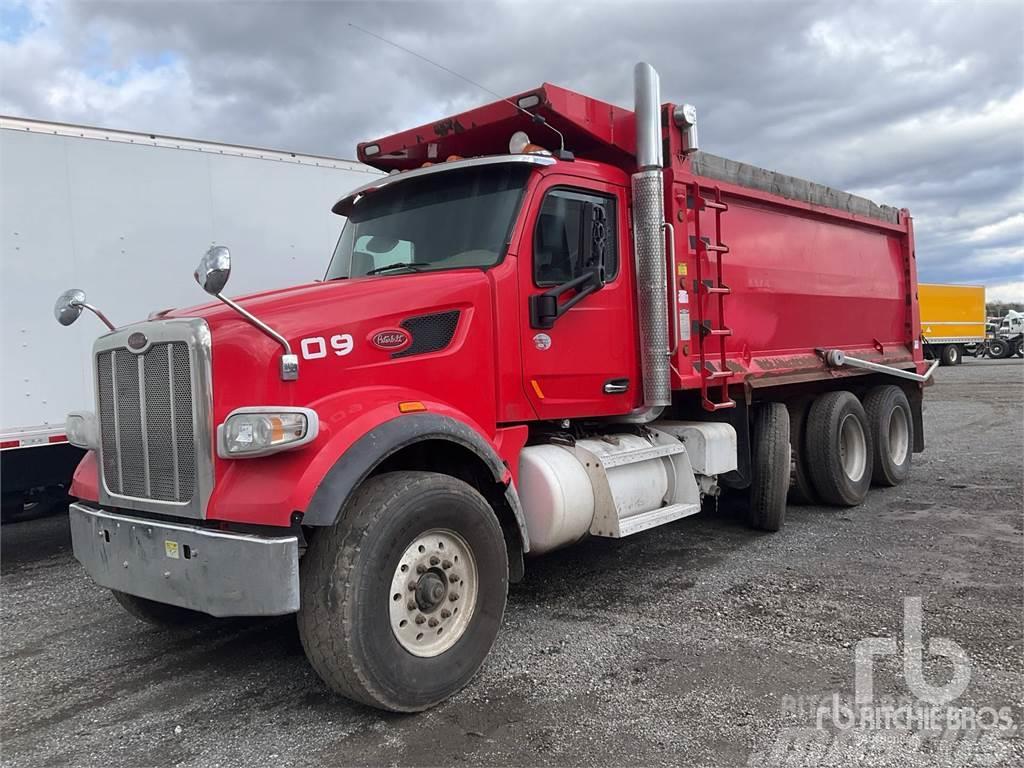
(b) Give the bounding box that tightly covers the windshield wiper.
[365,261,431,276]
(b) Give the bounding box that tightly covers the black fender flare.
[303,413,530,555]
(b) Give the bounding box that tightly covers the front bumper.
[69,503,299,617]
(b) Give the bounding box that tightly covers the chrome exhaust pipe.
[631,62,671,409]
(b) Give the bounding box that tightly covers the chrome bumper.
[69,502,299,617]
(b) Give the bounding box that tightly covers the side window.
[533,189,617,286]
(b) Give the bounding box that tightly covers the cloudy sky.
[2,0,1022,300]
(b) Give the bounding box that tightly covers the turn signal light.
[398,401,427,414]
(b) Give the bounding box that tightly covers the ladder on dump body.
[690,183,736,411]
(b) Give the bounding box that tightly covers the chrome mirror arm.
[214,293,299,381]
[75,301,117,332]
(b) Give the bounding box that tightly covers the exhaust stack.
[631,62,671,409]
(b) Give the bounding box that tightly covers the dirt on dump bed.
[2,360,1022,767]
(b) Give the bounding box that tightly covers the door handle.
[603,378,630,394]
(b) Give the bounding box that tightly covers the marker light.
[363,144,381,157]
[517,94,541,110]
[217,407,318,459]
[522,143,552,156]
[509,131,531,154]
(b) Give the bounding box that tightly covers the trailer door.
[517,175,639,419]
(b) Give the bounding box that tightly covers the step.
[596,442,686,469]
[615,503,702,538]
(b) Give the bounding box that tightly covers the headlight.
[217,407,318,459]
[65,411,98,449]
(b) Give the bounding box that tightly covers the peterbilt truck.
[56,63,935,712]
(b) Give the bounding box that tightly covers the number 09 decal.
[300,334,354,360]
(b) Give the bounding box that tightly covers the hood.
[167,272,479,339]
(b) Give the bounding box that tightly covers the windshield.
[326,164,532,279]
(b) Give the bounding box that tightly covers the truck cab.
[56,63,930,712]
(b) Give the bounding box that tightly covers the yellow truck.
[919,283,986,365]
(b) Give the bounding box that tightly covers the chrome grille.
[97,342,196,503]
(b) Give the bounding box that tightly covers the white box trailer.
[0,116,381,516]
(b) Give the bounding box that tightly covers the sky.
[1,0,1022,301]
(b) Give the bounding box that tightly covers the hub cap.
[389,528,478,657]
[887,405,909,466]
[838,413,868,482]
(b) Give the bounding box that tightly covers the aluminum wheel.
[838,413,867,482]
[887,405,910,466]
[388,528,478,657]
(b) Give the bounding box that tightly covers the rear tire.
[786,401,817,505]
[111,591,210,627]
[863,385,913,487]
[298,471,508,712]
[940,344,961,366]
[748,403,790,531]
[806,391,873,506]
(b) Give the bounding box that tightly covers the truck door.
[518,176,639,419]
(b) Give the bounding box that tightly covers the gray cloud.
[2,0,1022,292]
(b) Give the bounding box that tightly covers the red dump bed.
[359,84,924,396]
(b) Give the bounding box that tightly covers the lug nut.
[408,581,417,591]
[441,609,451,619]
[416,564,427,574]
[407,600,416,610]
[428,618,438,628]
[415,615,426,625]
[442,559,452,569]
[449,593,459,602]
[448,573,459,583]
[429,556,439,566]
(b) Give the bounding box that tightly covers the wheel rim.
[838,413,867,482]
[887,405,909,466]
[388,528,478,658]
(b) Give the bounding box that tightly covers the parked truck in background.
[0,117,379,519]
[55,63,935,712]
[989,310,1024,359]
[918,283,987,366]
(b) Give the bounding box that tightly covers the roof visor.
[332,155,555,216]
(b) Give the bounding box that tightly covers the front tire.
[863,385,913,487]
[806,391,873,506]
[989,339,1010,359]
[298,471,508,712]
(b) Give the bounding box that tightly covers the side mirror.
[195,245,231,295]
[54,288,87,326]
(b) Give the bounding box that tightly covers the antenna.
[347,22,570,158]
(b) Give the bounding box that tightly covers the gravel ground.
[2,359,1022,767]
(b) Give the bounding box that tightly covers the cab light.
[398,401,427,414]
[217,407,318,459]
[509,131,530,154]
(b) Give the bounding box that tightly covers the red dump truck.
[57,63,934,711]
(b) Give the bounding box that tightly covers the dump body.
[666,151,920,398]
[918,283,987,345]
